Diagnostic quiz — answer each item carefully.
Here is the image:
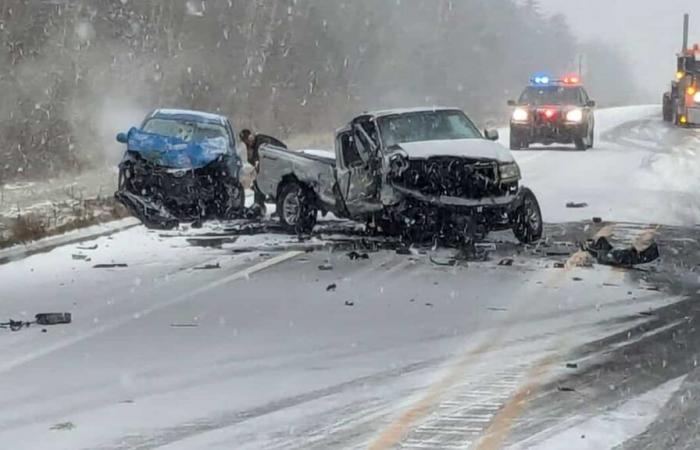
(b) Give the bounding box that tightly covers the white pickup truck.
[256,107,543,244]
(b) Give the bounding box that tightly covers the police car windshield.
[377,111,481,147]
[519,86,582,106]
[143,118,228,143]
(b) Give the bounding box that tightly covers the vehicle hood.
[396,139,514,164]
[125,127,231,169]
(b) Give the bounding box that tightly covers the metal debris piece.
[93,263,128,269]
[318,263,333,271]
[566,363,578,369]
[553,262,566,269]
[583,236,660,267]
[488,307,508,312]
[425,302,434,307]
[566,202,588,208]
[344,300,355,307]
[498,258,514,266]
[326,283,337,292]
[194,263,221,270]
[72,254,89,260]
[557,386,576,392]
[347,251,369,260]
[592,217,603,223]
[77,244,99,250]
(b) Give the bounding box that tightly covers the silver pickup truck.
[256,107,543,244]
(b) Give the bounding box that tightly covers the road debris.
[50,422,76,431]
[344,300,355,307]
[566,363,579,369]
[592,217,603,224]
[72,254,90,261]
[583,236,660,267]
[498,258,514,266]
[488,307,508,312]
[76,244,99,250]
[425,302,434,307]
[566,202,589,208]
[193,263,221,270]
[93,263,128,269]
[553,262,566,269]
[318,263,333,271]
[572,277,583,281]
[347,251,369,260]
[2,312,73,332]
[557,386,576,392]
[170,323,199,328]
[326,283,337,292]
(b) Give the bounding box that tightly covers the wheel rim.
[523,197,541,233]
[282,190,301,225]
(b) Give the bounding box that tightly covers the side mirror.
[484,129,500,141]
[116,132,128,144]
[507,100,517,107]
[586,100,596,108]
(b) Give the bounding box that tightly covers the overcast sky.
[536,0,700,101]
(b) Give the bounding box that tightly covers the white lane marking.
[0,251,303,374]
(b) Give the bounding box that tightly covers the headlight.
[566,109,583,122]
[499,162,521,181]
[694,92,700,103]
[512,108,529,122]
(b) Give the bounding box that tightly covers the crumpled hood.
[126,127,230,169]
[397,139,514,164]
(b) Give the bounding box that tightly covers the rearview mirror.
[484,129,499,141]
[586,100,596,108]
[116,132,128,144]
[507,100,516,107]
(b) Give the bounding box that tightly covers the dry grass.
[0,197,129,249]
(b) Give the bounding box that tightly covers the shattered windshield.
[518,86,583,106]
[378,111,481,146]
[142,118,228,142]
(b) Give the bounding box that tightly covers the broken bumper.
[393,184,519,209]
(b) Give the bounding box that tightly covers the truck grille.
[396,157,511,199]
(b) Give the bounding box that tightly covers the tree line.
[0,0,637,181]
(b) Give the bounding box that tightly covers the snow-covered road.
[1,106,699,450]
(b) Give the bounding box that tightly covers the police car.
[508,74,596,150]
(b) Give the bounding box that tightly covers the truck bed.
[257,144,338,209]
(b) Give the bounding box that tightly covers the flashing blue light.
[530,73,553,86]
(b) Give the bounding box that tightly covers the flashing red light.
[563,74,581,84]
[544,109,555,119]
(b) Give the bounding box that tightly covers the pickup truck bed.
[257,145,338,210]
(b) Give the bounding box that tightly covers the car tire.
[586,126,595,149]
[512,187,543,244]
[277,181,317,234]
[217,180,245,220]
[510,133,524,150]
[574,136,587,151]
[662,94,673,122]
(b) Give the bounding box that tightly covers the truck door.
[336,124,380,215]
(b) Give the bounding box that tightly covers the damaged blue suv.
[115,109,245,230]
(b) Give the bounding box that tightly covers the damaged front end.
[115,128,244,230]
[383,154,540,245]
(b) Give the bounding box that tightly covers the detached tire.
[512,187,543,244]
[277,181,317,234]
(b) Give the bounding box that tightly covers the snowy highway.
[2,106,700,449]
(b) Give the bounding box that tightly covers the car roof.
[365,106,463,118]
[150,109,228,124]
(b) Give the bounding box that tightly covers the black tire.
[216,180,245,220]
[662,94,673,122]
[509,132,522,150]
[574,136,587,151]
[512,187,543,244]
[277,181,317,234]
[586,125,595,149]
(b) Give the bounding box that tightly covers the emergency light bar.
[529,73,582,86]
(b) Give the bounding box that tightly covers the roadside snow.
[514,375,686,450]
